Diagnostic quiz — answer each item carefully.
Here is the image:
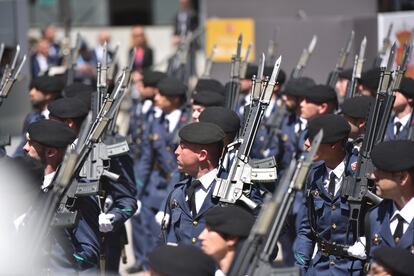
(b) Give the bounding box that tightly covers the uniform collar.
[325,158,346,179]
[198,168,218,191]
[42,171,56,191]
[391,197,414,225]
[394,113,411,128]
[165,109,182,133]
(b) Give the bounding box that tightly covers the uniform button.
[192,220,198,226]
[329,261,336,266]
[332,241,336,245]
[331,223,337,230]
[331,204,337,210]
[191,237,197,244]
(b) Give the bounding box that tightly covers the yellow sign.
[206,18,255,63]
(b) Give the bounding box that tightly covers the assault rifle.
[375,43,411,144]
[228,130,323,276]
[340,43,396,238]
[373,23,393,68]
[344,36,367,99]
[66,33,81,85]
[201,43,217,78]
[224,34,242,111]
[290,35,317,79]
[327,30,354,88]
[52,57,134,227]
[213,55,282,209]
[240,42,252,79]
[0,44,26,107]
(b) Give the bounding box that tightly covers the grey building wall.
[203,0,378,84]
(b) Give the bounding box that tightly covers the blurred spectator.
[41,24,61,66]
[129,26,153,75]
[76,41,97,84]
[30,39,51,77]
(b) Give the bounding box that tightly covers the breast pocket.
[170,210,182,242]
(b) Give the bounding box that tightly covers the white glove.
[155,211,170,227]
[134,200,142,216]
[104,195,113,213]
[99,213,115,233]
[347,237,366,260]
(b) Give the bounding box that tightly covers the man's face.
[304,138,332,162]
[29,88,47,109]
[175,142,200,176]
[191,104,205,122]
[154,91,176,113]
[299,98,321,120]
[240,79,252,94]
[199,227,229,262]
[335,78,349,98]
[358,84,374,97]
[393,91,410,113]
[23,139,45,163]
[282,94,298,111]
[372,169,400,199]
[344,115,361,139]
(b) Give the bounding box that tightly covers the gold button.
[331,204,337,210]
[332,241,336,245]
[329,261,336,266]
[191,237,197,244]
[331,223,337,230]
[193,220,198,226]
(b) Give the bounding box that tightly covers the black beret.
[195,79,225,95]
[31,75,65,95]
[262,67,286,85]
[27,120,77,148]
[244,63,258,80]
[199,106,240,133]
[142,70,167,87]
[205,206,255,237]
[192,90,225,107]
[397,77,414,99]
[63,82,94,108]
[308,114,350,144]
[156,77,187,97]
[302,85,338,104]
[283,77,316,97]
[179,122,225,145]
[340,96,374,119]
[338,68,353,81]
[48,98,89,119]
[373,247,414,276]
[371,140,414,172]
[148,245,216,276]
[360,68,381,92]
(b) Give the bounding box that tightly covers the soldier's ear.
[198,148,208,162]
[399,171,410,186]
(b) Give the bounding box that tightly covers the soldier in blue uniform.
[367,140,414,260]
[48,97,138,274]
[23,120,100,273]
[199,205,255,274]
[294,114,364,275]
[383,77,414,141]
[129,76,189,272]
[128,70,166,161]
[237,63,258,118]
[14,75,64,157]
[161,122,225,246]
